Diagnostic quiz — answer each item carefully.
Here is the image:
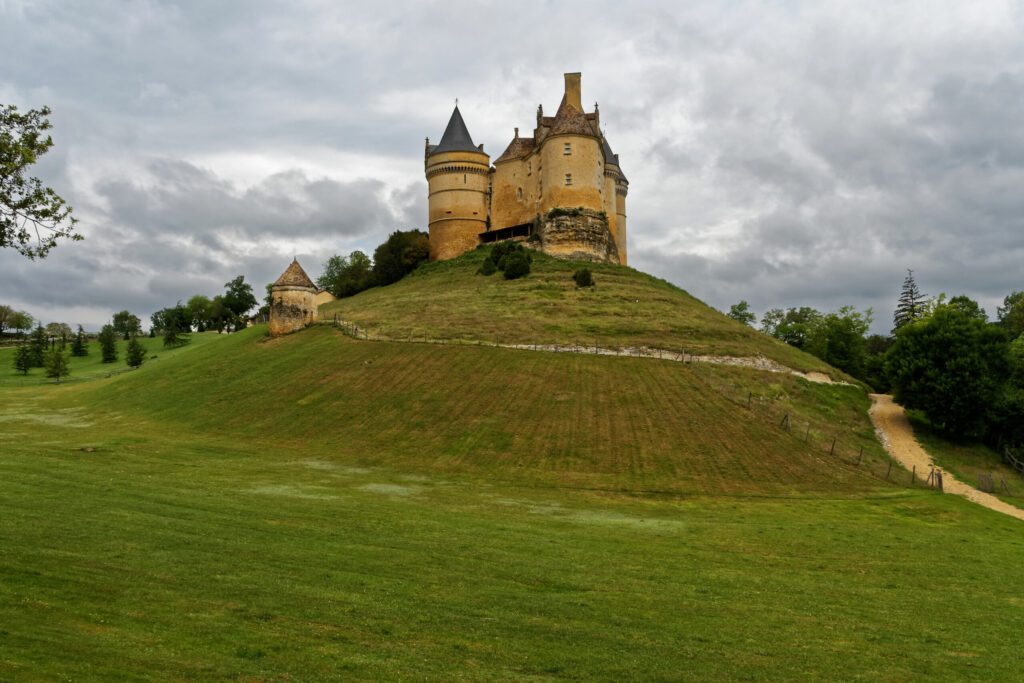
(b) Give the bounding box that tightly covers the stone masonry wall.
[269,287,316,337]
[539,208,619,264]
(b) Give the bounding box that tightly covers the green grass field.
[320,248,847,377]
[2,325,1024,680]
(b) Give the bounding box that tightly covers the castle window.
[463,174,467,184]
[565,173,573,186]
[563,143,571,155]
[517,187,523,201]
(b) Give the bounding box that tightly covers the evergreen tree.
[44,347,70,382]
[893,269,926,332]
[28,324,47,366]
[70,325,89,357]
[13,344,31,375]
[98,324,118,363]
[126,337,146,368]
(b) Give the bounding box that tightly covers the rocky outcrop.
[539,208,619,264]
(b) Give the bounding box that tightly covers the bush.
[126,337,146,368]
[477,257,497,276]
[44,348,70,382]
[573,268,594,288]
[503,252,531,280]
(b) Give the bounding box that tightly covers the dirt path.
[869,394,1024,522]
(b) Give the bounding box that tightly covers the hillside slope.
[321,248,843,376]
[77,325,888,496]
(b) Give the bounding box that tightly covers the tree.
[997,291,1024,341]
[892,269,926,332]
[0,304,12,336]
[372,230,430,286]
[886,301,1009,438]
[157,303,192,347]
[27,324,47,366]
[97,324,118,363]
[805,306,873,378]
[13,344,31,375]
[1,105,81,259]
[70,324,88,357]
[126,337,146,368]
[186,295,213,331]
[112,310,142,339]
[45,321,71,347]
[43,347,70,382]
[760,307,822,349]
[9,310,32,337]
[207,296,231,333]
[222,276,257,331]
[727,301,756,326]
[317,251,375,298]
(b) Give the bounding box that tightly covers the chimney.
[564,72,582,111]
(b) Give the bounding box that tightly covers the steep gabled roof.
[431,105,480,154]
[549,97,599,138]
[495,134,537,163]
[274,259,316,289]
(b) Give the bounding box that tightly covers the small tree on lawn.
[727,301,756,326]
[126,337,146,368]
[13,344,32,375]
[98,324,118,363]
[44,347,70,382]
[28,324,47,366]
[573,268,594,287]
[70,325,88,357]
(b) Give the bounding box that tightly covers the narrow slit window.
[517,187,523,201]
[565,173,573,186]
[563,143,571,155]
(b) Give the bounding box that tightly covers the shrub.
[573,268,594,288]
[126,337,146,368]
[477,257,497,276]
[503,252,531,280]
[44,348,70,381]
[98,324,118,363]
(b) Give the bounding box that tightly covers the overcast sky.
[2,1,1023,332]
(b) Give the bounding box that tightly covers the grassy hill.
[2,325,1024,679]
[320,248,845,377]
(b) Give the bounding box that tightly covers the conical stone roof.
[431,105,481,154]
[273,259,316,289]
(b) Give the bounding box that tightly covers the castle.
[425,73,628,264]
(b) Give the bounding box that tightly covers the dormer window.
[563,143,572,155]
[565,173,573,186]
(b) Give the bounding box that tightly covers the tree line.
[728,272,1024,449]
[315,230,429,299]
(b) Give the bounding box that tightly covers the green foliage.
[886,302,1008,438]
[573,268,594,288]
[43,347,70,381]
[477,257,497,276]
[546,206,584,218]
[997,290,1024,340]
[760,307,823,349]
[126,337,146,368]
[9,310,33,336]
[222,276,257,331]
[186,295,213,331]
[317,251,375,298]
[805,306,873,379]
[373,230,430,287]
[157,304,192,348]
[0,104,81,259]
[98,324,118,363]
[28,324,47,366]
[0,304,11,335]
[892,269,926,332]
[502,252,531,280]
[112,310,142,339]
[862,334,893,392]
[70,325,88,357]
[12,344,31,374]
[727,301,756,326]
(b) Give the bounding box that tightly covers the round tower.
[602,134,628,266]
[425,106,490,260]
[269,258,318,337]
[538,74,604,215]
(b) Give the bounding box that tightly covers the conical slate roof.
[431,105,480,154]
[602,134,618,165]
[273,259,316,289]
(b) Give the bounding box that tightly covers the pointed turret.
[431,105,481,154]
[273,258,316,289]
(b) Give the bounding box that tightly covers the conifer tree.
[70,325,89,357]
[13,344,32,375]
[98,324,118,363]
[28,324,47,366]
[44,347,70,382]
[893,269,926,333]
[126,337,146,368]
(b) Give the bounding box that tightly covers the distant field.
[0,332,225,385]
[321,248,848,377]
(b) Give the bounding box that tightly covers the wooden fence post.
[885,461,892,480]
[829,438,836,456]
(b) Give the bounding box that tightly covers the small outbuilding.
[269,259,318,337]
